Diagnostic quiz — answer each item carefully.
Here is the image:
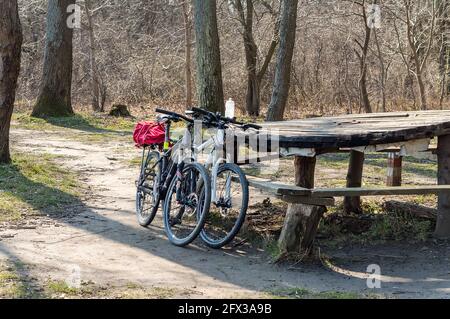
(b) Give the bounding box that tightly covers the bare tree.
[438,0,450,107]
[233,0,279,116]
[14,0,449,115]
[352,0,373,114]
[84,0,104,112]
[181,0,193,108]
[266,0,298,121]
[373,27,388,112]
[395,0,439,110]
[0,0,23,163]
[32,0,76,117]
[193,0,224,113]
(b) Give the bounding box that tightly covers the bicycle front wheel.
[200,163,249,249]
[136,150,162,226]
[163,163,211,247]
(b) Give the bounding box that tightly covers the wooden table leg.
[386,153,402,186]
[278,156,326,254]
[344,150,364,214]
[435,134,450,238]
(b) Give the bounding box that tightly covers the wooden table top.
[258,110,450,149]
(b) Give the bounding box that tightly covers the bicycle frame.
[138,119,193,201]
[190,123,231,204]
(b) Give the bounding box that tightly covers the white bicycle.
[187,107,261,248]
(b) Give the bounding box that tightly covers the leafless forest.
[15,0,450,117]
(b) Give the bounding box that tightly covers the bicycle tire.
[163,162,211,247]
[136,150,162,226]
[200,163,249,249]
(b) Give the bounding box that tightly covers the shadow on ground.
[2,168,450,298]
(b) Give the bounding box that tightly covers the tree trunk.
[84,0,101,112]
[235,0,278,117]
[278,156,326,255]
[0,0,22,164]
[32,0,75,117]
[242,1,260,117]
[357,3,372,114]
[344,151,364,214]
[182,0,193,108]
[359,66,372,113]
[416,72,428,110]
[439,0,450,99]
[373,29,387,112]
[266,0,298,121]
[193,0,224,113]
[246,72,260,117]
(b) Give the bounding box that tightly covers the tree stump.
[344,150,364,214]
[109,104,131,117]
[435,134,450,238]
[278,156,326,254]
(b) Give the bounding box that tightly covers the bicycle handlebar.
[155,108,194,123]
[190,107,262,130]
[191,107,210,117]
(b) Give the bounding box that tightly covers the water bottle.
[225,98,235,119]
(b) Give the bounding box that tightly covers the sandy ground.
[1,128,450,298]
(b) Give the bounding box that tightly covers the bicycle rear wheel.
[163,162,211,247]
[200,163,249,249]
[136,150,162,226]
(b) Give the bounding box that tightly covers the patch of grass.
[46,280,81,295]
[116,285,180,299]
[365,213,432,242]
[0,152,80,222]
[402,157,437,179]
[0,260,184,299]
[268,287,363,299]
[0,262,38,299]
[12,112,135,144]
[319,200,434,245]
[318,153,349,169]
[0,269,20,282]
[264,239,282,260]
[12,112,135,133]
[317,291,363,299]
[45,280,180,299]
[411,194,437,206]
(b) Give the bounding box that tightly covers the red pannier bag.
[133,121,166,147]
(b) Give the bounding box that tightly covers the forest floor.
[1,113,450,299]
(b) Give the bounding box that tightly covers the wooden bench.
[246,175,450,203]
[243,176,335,206]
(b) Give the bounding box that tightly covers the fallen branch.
[384,200,437,220]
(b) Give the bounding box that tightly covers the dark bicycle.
[135,108,211,247]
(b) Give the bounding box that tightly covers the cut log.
[435,134,450,238]
[387,153,402,186]
[278,155,326,254]
[344,150,364,214]
[384,200,437,220]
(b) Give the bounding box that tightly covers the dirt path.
[1,128,450,298]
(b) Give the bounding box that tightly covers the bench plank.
[310,185,450,197]
[245,175,310,196]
